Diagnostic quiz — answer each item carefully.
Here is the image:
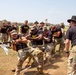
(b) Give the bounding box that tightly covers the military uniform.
[43,29,54,63]
[52,26,65,53]
[6,23,12,41]
[10,30,44,75]
[20,24,29,36]
[66,25,76,75]
[15,47,43,75]
[65,16,76,75]
[26,27,44,74]
[1,25,8,42]
[60,23,66,40]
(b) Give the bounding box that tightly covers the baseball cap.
[10,30,17,35]
[31,26,37,31]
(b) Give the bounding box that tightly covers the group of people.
[0,21,18,43]
[0,15,76,75]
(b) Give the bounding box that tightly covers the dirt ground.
[0,47,68,75]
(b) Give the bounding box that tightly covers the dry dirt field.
[0,47,68,75]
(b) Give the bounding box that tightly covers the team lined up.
[0,20,65,75]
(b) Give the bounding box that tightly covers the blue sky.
[0,0,76,25]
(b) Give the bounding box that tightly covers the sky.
[0,0,76,25]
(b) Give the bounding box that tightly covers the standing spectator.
[14,22,19,33]
[40,22,45,27]
[7,21,11,30]
[0,21,8,43]
[10,24,17,31]
[20,20,29,36]
[34,21,39,30]
[65,15,76,75]
[39,22,45,31]
[60,22,66,40]
[6,21,12,41]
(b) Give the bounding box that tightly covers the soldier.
[6,21,12,41]
[10,24,17,31]
[39,22,45,31]
[43,26,54,64]
[60,22,66,40]
[13,22,19,33]
[34,21,39,29]
[10,30,44,75]
[27,26,43,46]
[0,21,8,43]
[26,26,44,75]
[7,21,12,31]
[51,25,65,53]
[40,22,45,27]
[10,30,28,75]
[20,20,29,36]
[65,16,76,75]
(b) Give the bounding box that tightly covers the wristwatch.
[64,50,69,53]
[65,51,69,53]
[65,50,69,53]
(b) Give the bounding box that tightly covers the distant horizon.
[0,19,69,26]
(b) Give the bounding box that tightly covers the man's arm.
[53,31,60,37]
[35,34,43,40]
[25,34,34,40]
[10,44,16,51]
[64,39,70,57]
[43,31,52,42]
[15,36,28,43]
[10,36,28,51]
[43,37,50,42]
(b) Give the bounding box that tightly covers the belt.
[18,47,31,51]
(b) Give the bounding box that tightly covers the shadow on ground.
[44,54,64,70]
[24,71,51,75]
